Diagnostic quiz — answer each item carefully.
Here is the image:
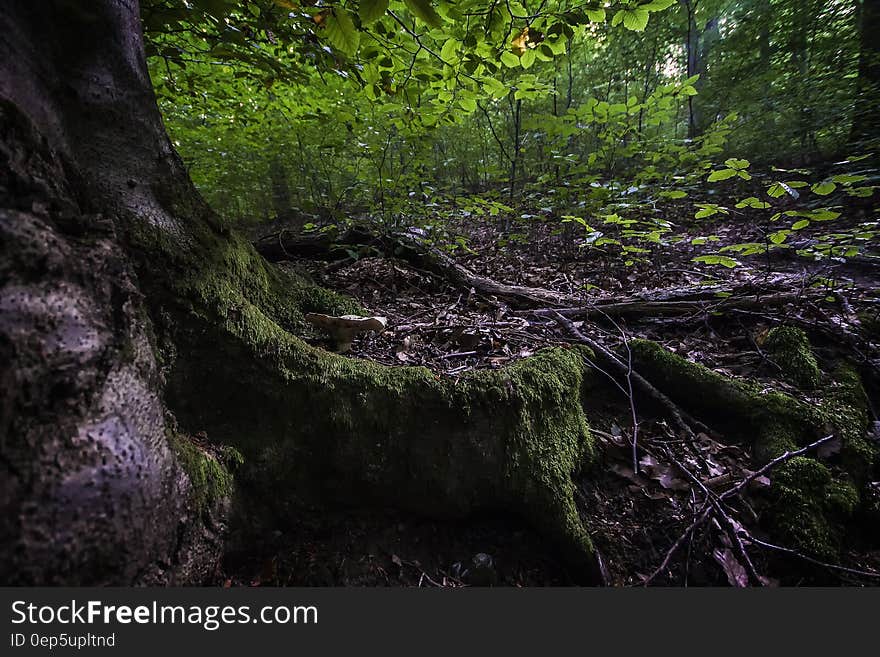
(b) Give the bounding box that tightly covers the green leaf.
[641,0,676,11]
[811,181,836,195]
[660,190,688,199]
[614,8,650,31]
[694,204,726,219]
[500,51,520,68]
[483,77,508,98]
[324,9,360,56]
[459,97,477,112]
[521,49,536,69]
[404,0,443,27]
[767,181,800,199]
[440,38,459,63]
[707,168,737,182]
[359,0,388,24]
[693,255,741,268]
[791,219,810,230]
[586,8,606,22]
[724,158,750,170]
[735,196,771,209]
[808,209,841,221]
[769,230,789,244]
[832,174,868,185]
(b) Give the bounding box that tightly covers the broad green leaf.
[483,77,508,98]
[324,9,360,56]
[767,181,800,199]
[404,0,443,27]
[613,9,650,31]
[440,38,459,63]
[586,8,606,22]
[359,0,388,24]
[735,197,771,209]
[791,219,810,230]
[832,174,868,185]
[500,51,520,68]
[693,255,741,268]
[694,204,726,219]
[769,230,789,244]
[707,168,737,182]
[724,158,750,170]
[809,209,841,221]
[811,181,836,195]
[642,0,676,10]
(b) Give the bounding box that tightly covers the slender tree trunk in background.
[681,0,718,138]
[682,0,699,138]
[509,97,522,205]
[694,16,719,132]
[269,155,294,224]
[793,0,814,154]
[566,37,574,111]
[759,9,772,69]
[638,39,658,134]
[850,0,880,145]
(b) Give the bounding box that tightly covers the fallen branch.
[524,291,803,321]
[552,311,712,439]
[255,226,583,308]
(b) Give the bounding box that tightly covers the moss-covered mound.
[762,326,821,389]
[134,228,600,579]
[630,339,875,559]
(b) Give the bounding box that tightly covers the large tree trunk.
[0,0,233,584]
[0,0,602,583]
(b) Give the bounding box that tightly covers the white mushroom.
[304,313,387,353]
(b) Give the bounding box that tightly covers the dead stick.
[552,311,712,438]
[643,502,712,586]
[661,448,763,586]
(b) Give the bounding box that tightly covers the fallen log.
[521,290,803,320]
[254,227,584,309]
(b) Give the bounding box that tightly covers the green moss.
[168,432,236,513]
[629,340,876,560]
[770,457,836,557]
[133,226,599,577]
[769,457,860,558]
[818,364,874,482]
[827,478,860,517]
[857,311,880,340]
[763,326,821,389]
[629,339,813,463]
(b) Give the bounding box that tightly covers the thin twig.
[720,434,835,501]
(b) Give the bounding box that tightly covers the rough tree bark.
[0,0,602,584]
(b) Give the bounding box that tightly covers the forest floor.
[225,177,880,587]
